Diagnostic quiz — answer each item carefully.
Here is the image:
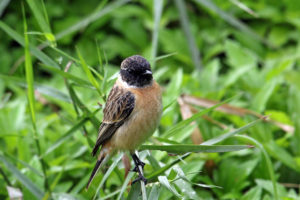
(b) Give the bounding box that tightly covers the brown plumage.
[86,55,162,189]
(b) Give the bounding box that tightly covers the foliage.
[0,0,300,199]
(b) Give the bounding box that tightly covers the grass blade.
[26,0,56,45]
[0,167,11,186]
[153,137,180,144]
[171,167,199,199]
[127,182,141,200]
[0,0,10,17]
[5,153,43,177]
[76,47,103,97]
[151,0,163,69]
[68,85,100,130]
[229,0,258,17]
[42,117,89,157]
[153,52,178,62]
[146,154,190,181]
[148,185,160,200]
[0,74,71,103]
[175,0,202,71]
[93,154,123,200]
[158,176,182,198]
[162,95,239,137]
[41,64,92,87]
[193,0,269,46]
[0,21,60,68]
[100,188,123,200]
[140,144,252,154]
[26,0,50,33]
[56,0,130,40]
[49,45,80,63]
[23,5,50,194]
[96,41,104,75]
[24,11,36,125]
[0,155,44,199]
[201,117,265,145]
[116,172,134,200]
[235,135,278,200]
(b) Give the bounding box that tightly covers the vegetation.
[0,0,300,199]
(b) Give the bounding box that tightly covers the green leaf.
[146,154,190,181]
[266,59,294,80]
[264,141,300,172]
[67,85,100,130]
[5,153,43,177]
[76,47,103,97]
[140,144,252,154]
[153,52,178,62]
[162,95,239,137]
[42,117,89,157]
[24,10,36,125]
[100,188,123,200]
[93,154,123,200]
[126,182,141,200]
[164,68,183,106]
[116,172,134,200]
[172,167,199,199]
[229,0,258,17]
[235,135,279,200]
[252,79,278,112]
[193,0,269,46]
[255,179,287,198]
[23,5,49,193]
[0,155,44,199]
[240,186,262,200]
[202,117,264,145]
[26,0,50,33]
[148,185,161,200]
[56,0,130,40]
[153,137,180,144]
[158,176,181,198]
[285,71,300,90]
[150,0,163,69]
[0,74,71,103]
[175,0,202,71]
[0,0,10,17]
[96,41,105,75]
[223,64,253,88]
[0,21,60,68]
[174,166,220,189]
[224,39,256,68]
[41,64,92,87]
[26,0,56,46]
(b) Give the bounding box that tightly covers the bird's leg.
[131,153,145,172]
[131,153,147,185]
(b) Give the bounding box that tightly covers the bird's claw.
[132,175,147,185]
[131,161,145,172]
[131,153,147,185]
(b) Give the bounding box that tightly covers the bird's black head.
[120,55,153,87]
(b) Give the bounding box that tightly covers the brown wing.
[92,86,135,156]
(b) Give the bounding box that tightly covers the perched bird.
[86,55,162,189]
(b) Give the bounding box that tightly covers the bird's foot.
[131,161,145,172]
[131,153,148,185]
[132,175,147,185]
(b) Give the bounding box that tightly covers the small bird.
[86,55,162,189]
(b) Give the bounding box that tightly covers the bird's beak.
[144,70,152,75]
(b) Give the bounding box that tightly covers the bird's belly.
[111,98,162,151]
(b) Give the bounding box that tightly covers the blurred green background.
[0,0,300,199]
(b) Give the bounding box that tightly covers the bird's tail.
[86,151,110,189]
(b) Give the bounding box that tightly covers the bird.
[86,55,162,189]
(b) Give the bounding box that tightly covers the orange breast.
[111,81,162,151]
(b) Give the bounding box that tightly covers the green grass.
[0,0,300,200]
